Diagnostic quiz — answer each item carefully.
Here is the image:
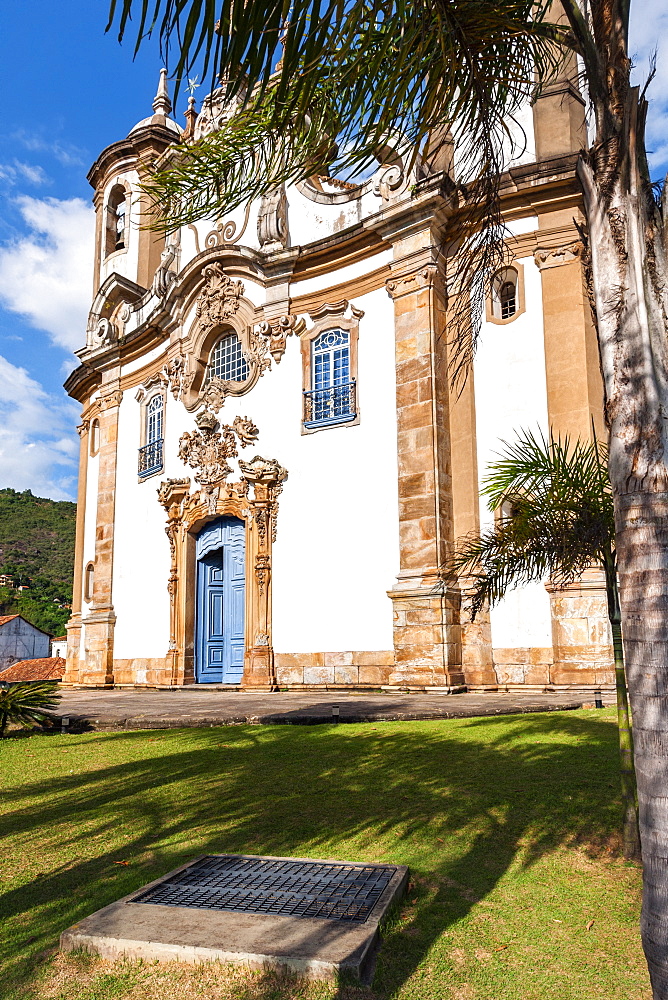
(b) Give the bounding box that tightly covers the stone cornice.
[87,124,180,190]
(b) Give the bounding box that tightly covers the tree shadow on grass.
[0,711,629,999]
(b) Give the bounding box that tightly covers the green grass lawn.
[0,709,649,1000]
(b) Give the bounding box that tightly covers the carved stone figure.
[199,376,228,413]
[232,415,259,448]
[195,263,244,334]
[257,186,289,251]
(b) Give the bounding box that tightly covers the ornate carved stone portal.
[158,415,288,690]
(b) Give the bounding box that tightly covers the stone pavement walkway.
[53,688,612,731]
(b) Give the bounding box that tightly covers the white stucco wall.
[473,246,553,649]
[111,378,172,659]
[110,278,399,659]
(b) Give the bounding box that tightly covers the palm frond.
[108,0,575,370]
[0,681,61,737]
[447,431,615,618]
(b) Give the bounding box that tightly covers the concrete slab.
[60,854,409,983]
[51,688,615,732]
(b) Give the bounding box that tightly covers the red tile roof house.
[0,656,66,682]
[0,615,51,672]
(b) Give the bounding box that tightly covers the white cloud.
[0,355,79,500]
[0,196,94,352]
[0,161,48,186]
[629,0,668,175]
[12,131,87,168]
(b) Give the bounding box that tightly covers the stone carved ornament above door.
[168,263,304,413]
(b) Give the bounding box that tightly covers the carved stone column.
[80,388,122,686]
[63,419,90,685]
[238,457,287,689]
[385,246,464,689]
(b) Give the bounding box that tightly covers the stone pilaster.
[80,388,122,686]
[531,3,587,162]
[535,242,606,441]
[384,238,464,688]
[448,357,496,685]
[546,569,614,686]
[63,419,89,685]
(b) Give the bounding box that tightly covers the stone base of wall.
[490,646,614,687]
[62,644,613,690]
[274,651,395,688]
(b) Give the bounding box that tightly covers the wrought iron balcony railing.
[303,380,357,428]
[138,438,164,477]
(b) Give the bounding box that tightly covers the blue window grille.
[303,329,357,428]
[138,394,164,477]
[207,333,249,383]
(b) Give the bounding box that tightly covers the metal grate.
[303,380,356,427]
[138,438,164,477]
[132,855,396,923]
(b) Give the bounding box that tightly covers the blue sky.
[0,1,666,501]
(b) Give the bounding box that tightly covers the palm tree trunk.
[604,555,641,861]
[580,88,668,998]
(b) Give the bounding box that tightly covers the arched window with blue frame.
[304,328,357,427]
[138,392,164,477]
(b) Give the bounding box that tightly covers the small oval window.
[90,418,100,457]
[207,333,249,383]
[84,562,95,603]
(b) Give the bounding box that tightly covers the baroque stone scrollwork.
[533,242,584,270]
[98,389,123,411]
[386,264,438,299]
[87,317,117,349]
[163,354,195,401]
[151,231,180,297]
[177,409,259,487]
[255,314,305,364]
[195,263,244,334]
[239,456,289,542]
[204,203,252,249]
[255,554,270,596]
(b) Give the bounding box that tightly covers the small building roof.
[0,657,66,682]
[0,614,52,636]
[52,635,67,642]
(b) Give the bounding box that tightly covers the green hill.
[0,488,76,636]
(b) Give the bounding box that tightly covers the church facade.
[63,66,614,692]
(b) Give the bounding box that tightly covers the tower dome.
[129,68,182,137]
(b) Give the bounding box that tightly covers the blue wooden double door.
[195,517,245,684]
